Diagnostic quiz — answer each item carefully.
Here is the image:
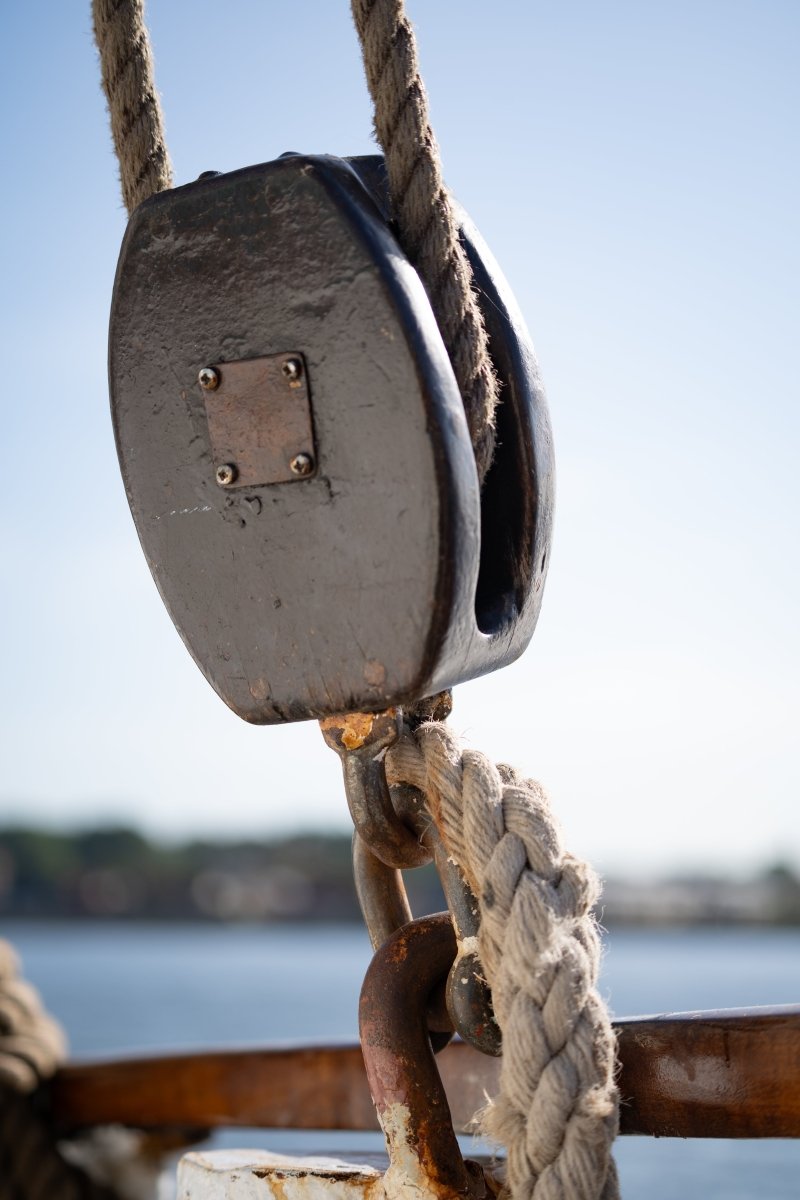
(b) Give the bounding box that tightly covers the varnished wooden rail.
[50,1005,800,1139]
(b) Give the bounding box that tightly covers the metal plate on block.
[202,352,316,488]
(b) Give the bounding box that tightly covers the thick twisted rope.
[386,725,620,1200]
[0,942,163,1200]
[350,0,499,481]
[92,0,172,214]
[0,941,96,1200]
[0,940,67,1094]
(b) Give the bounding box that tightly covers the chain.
[320,699,499,1055]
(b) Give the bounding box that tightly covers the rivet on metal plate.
[198,366,220,391]
[282,357,303,384]
[215,463,237,487]
[290,452,315,477]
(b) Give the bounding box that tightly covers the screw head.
[290,452,314,478]
[198,367,220,390]
[282,358,303,383]
[216,463,237,487]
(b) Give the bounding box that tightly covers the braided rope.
[350,0,499,481]
[92,0,172,214]
[386,725,620,1200]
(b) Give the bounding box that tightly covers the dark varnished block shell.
[110,155,553,722]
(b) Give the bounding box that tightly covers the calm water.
[6,921,800,1199]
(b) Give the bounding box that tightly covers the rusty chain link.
[320,703,500,1056]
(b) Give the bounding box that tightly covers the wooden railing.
[51,1005,800,1140]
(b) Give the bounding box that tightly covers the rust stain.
[251,1162,384,1200]
[265,1175,288,1200]
[320,711,377,750]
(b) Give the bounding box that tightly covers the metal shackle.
[323,708,500,1056]
[359,914,491,1200]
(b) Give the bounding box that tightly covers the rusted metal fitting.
[320,711,430,869]
[352,831,412,951]
[360,915,489,1200]
[445,951,500,1059]
[352,832,452,1053]
[323,707,499,1053]
[391,787,501,1057]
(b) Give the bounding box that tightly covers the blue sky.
[1,2,797,874]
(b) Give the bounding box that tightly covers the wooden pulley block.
[110,154,554,723]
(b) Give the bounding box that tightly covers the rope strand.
[92,0,172,214]
[92,0,498,478]
[350,0,499,481]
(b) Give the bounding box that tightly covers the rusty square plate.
[203,352,315,488]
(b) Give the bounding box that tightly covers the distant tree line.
[1,826,798,924]
[0,825,445,922]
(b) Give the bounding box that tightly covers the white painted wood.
[177,1150,387,1200]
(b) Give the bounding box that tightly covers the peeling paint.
[176,1149,500,1200]
[457,936,480,959]
[380,1103,440,1200]
[178,1151,385,1200]
[154,504,213,521]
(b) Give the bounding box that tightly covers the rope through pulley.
[91,0,497,482]
[90,3,620,1196]
[350,0,498,481]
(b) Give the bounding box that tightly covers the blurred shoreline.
[2,825,799,927]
